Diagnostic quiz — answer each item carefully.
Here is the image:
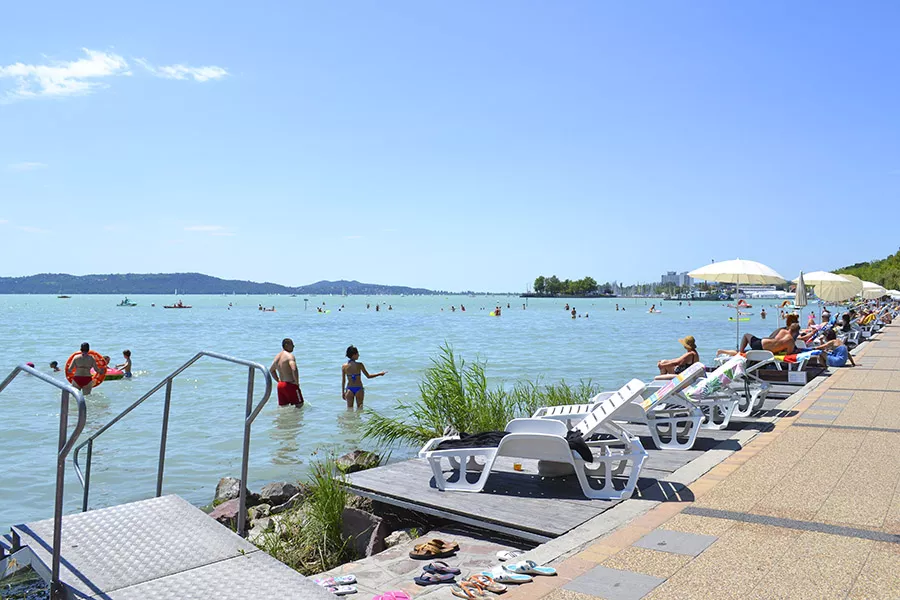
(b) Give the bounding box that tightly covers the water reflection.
[270,405,305,465]
[337,407,363,446]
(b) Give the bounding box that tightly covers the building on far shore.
[661,271,692,287]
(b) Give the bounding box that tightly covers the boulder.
[213,477,259,507]
[342,507,389,557]
[259,482,300,506]
[209,498,245,529]
[336,450,381,474]
[248,503,271,521]
[384,529,413,548]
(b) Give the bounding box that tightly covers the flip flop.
[496,550,525,562]
[450,582,484,599]
[481,569,532,584]
[414,572,457,586]
[409,541,457,560]
[503,560,557,576]
[423,561,461,575]
[382,593,411,600]
[315,575,358,587]
[326,585,357,595]
[466,574,507,594]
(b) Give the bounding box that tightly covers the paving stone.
[542,590,605,600]
[564,565,665,600]
[602,546,692,579]
[847,541,900,600]
[632,530,716,557]
[797,411,838,421]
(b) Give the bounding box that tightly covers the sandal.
[423,561,461,575]
[428,538,460,551]
[414,572,457,586]
[314,575,357,587]
[409,540,457,560]
[326,585,357,595]
[450,582,483,599]
[480,569,532,584]
[503,560,557,576]
[467,574,507,594]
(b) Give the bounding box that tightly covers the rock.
[213,477,259,507]
[209,498,246,529]
[384,529,413,548]
[336,450,381,474]
[248,504,271,521]
[270,493,302,515]
[342,507,389,557]
[259,482,300,506]
[248,517,273,544]
[346,494,373,512]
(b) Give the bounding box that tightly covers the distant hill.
[836,249,900,291]
[0,273,443,295]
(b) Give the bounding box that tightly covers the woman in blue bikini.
[342,345,386,409]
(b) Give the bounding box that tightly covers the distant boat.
[117,298,138,307]
[57,295,71,299]
[164,302,192,309]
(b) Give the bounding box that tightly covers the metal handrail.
[0,364,87,600]
[72,351,272,537]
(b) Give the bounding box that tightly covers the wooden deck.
[347,398,792,542]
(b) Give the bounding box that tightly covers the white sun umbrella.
[792,271,858,320]
[794,272,808,324]
[689,259,786,349]
[862,281,888,300]
[889,290,900,300]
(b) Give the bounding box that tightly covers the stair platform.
[11,495,332,599]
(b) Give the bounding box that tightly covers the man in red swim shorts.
[269,338,304,407]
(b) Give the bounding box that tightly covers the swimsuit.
[72,375,93,389]
[346,361,363,394]
[276,381,303,406]
[749,336,764,351]
[124,372,132,378]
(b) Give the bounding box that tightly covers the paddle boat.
[117,297,137,307]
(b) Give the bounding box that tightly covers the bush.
[361,345,600,448]
[255,454,353,575]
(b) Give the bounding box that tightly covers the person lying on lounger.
[812,329,855,367]
[656,336,700,378]
[718,323,799,356]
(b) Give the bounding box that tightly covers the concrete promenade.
[506,323,900,600]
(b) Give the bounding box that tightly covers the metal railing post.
[156,379,173,497]
[237,366,255,537]
[82,440,93,512]
[50,389,70,600]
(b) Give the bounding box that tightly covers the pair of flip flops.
[414,561,460,586]
[409,538,459,559]
[450,574,508,598]
[314,575,358,595]
[503,560,557,577]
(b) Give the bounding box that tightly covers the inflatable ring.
[65,350,108,389]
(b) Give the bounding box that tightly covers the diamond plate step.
[12,495,333,600]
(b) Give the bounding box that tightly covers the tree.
[533,276,546,294]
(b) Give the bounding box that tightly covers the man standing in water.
[270,338,304,407]
[71,342,104,395]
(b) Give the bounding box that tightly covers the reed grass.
[362,344,600,448]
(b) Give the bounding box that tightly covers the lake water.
[0,294,824,529]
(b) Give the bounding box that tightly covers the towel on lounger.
[435,430,593,462]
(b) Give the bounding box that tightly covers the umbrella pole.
[735,282,740,351]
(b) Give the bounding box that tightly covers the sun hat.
[679,336,697,351]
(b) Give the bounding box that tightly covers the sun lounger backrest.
[684,356,746,400]
[575,378,645,437]
[638,363,706,411]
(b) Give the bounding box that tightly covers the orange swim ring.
[65,351,108,389]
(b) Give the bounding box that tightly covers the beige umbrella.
[689,259,786,349]
[841,273,864,296]
[888,290,900,300]
[794,272,808,324]
[793,271,859,302]
[862,281,888,299]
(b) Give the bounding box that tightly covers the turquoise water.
[0,294,820,529]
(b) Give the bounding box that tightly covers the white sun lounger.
[731,350,774,417]
[419,379,649,500]
[677,356,748,430]
[536,366,707,452]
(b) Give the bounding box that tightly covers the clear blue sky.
[1,1,898,291]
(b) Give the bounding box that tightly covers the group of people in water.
[269,339,386,410]
[44,344,134,395]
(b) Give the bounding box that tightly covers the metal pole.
[156,379,173,497]
[82,439,93,512]
[238,366,255,537]
[50,390,70,600]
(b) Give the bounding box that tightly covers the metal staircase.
[0,354,333,600]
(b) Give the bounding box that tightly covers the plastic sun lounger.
[731,350,774,417]
[548,365,707,452]
[419,379,649,500]
[668,356,748,431]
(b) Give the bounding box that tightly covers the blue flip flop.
[503,560,557,576]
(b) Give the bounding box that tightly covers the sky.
[1,1,898,292]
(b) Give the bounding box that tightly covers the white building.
[661,271,693,287]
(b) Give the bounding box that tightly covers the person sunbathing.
[657,336,700,378]
[812,329,855,367]
[718,324,799,356]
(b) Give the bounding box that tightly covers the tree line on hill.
[836,248,900,291]
[532,275,608,296]
[0,273,443,295]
